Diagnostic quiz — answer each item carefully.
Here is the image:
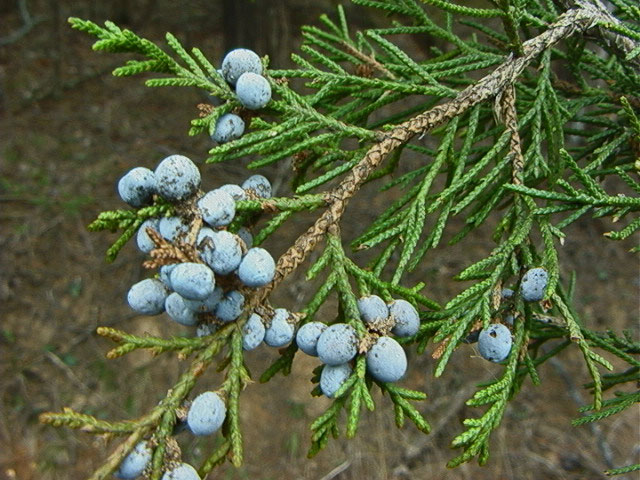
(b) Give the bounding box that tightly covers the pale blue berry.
[236,227,253,248]
[201,231,243,275]
[521,267,548,302]
[236,72,271,110]
[161,463,201,480]
[197,190,236,227]
[389,299,420,337]
[165,292,199,326]
[127,278,169,315]
[215,290,245,322]
[241,174,271,199]
[159,264,176,289]
[170,263,215,301]
[320,363,352,398]
[183,287,223,313]
[296,322,327,356]
[221,48,262,85]
[136,218,159,253]
[316,323,358,366]
[357,295,389,327]
[366,336,407,383]
[196,226,216,246]
[115,441,152,479]
[196,322,217,338]
[187,391,226,436]
[237,247,275,287]
[478,324,512,362]
[242,313,265,351]
[211,113,245,143]
[264,308,294,347]
[501,288,515,299]
[159,216,189,242]
[217,184,247,201]
[154,155,201,202]
[118,167,156,207]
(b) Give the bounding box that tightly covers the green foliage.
[44,1,640,478]
[87,201,172,261]
[605,463,640,476]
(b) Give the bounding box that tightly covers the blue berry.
[165,293,199,326]
[389,299,420,337]
[159,216,190,242]
[201,231,243,275]
[242,313,265,351]
[501,288,515,299]
[215,290,245,322]
[236,72,271,110]
[221,48,262,85]
[264,309,295,347]
[196,322,217,337]
[237,247,275,287]
[196,226,216,246]
[320,363,352,398]
[170,263,215,301]
[115,441,152,479]
[118,167,156,207]
[197,190,236,227]
[136,218,159,253]
[366,336,407,383]
[127,278,169,315]
[316,323,358,366]
[159,264,177,290]
[478,324,512,362]
[241,174,272,199]
[296,322,327,356]
[357,295,389,327]
[154,155,201,202]
[521,267,548,302]
[217,184,247,201]
[183,287,223,313]
[161,463,201,480]
[236,227,253,248]
[187,391,226,436]
[211,113,245,143]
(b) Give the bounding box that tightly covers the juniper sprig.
[41,1,639,478]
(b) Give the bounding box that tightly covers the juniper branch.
[40,323,233,480]
[49,1,640,477]
[257,2,613,300]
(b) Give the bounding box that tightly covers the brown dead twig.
[252,2,615,307]
[431,337,450,360]
[554,0,640,68]
[341,41,397,81]
[498,85,525,186]
[142,227,203,270]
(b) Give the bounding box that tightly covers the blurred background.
[1,1,638,479]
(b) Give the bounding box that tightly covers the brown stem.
[341,41,397,80]
[257,3,608,301]
[500,85,525,186]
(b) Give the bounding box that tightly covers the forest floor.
[1,1,638,479]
